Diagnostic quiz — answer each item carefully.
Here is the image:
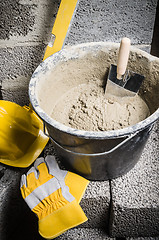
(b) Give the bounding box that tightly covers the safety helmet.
[0,100,49,167]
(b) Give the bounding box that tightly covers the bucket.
[29,42,159,180]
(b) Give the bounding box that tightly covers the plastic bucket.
[29,42,159,180]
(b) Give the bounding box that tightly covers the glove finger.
[45,155,64,179]
[45,155,75,202]
[20,174,27,189]
[26,166,40,192]
[34,157,52,183]
[34,157,45,170]
[20,174,32,199]
[27,166,39,179]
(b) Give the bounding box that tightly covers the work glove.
[20,155,89,239]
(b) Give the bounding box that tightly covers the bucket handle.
[43,123,153,155]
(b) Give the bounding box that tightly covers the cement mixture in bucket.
[49,60,150,131]
[35,42,159,133]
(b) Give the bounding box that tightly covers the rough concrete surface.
[0,45,45,105]
[0,167,30,240]
[54,228,114,240]
[0,166,48,240]
[80,181,110,229]
[0,0,36,40]
[110,121,159,238]
[0,0,60,46]
[66,0,158,45]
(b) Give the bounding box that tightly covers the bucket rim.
[29,41,159,140]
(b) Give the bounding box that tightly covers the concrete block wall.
[65,0,158,45]
[0,0,159,239]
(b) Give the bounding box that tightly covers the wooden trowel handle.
[117,37,131,79]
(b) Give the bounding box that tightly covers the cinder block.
[80,181,110,230]
[0,0,36,40]
[0,167,32,240]
[110,121,159,237]
[0,45,45,105]
[0,0,59,45]
[66,0,158,45]
[55,228,114,240]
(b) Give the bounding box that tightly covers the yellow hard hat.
[0,100,49,168]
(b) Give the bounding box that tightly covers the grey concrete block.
[55,228,114,240]
[0,166,33,240]
[0,45,45,81]
[0,165,52,240]
[110,121,159,237]
[66,0,158,46]
[80,181,110,230]
[0,45,45,105]
[0,0,36,40]
[0,0,60,45]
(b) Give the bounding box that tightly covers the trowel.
[105,37,144,97]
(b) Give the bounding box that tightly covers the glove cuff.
[38,199,87,239]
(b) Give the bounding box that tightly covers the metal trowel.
[105,37,144,97]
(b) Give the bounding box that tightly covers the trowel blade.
[105,64,145,97]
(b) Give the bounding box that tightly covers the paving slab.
[110,121,159,238]
[54,228,114,240]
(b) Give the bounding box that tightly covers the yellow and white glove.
[20,155,89,239]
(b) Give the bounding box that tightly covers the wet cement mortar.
[37,44,159,125]
[51,77,150,131]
